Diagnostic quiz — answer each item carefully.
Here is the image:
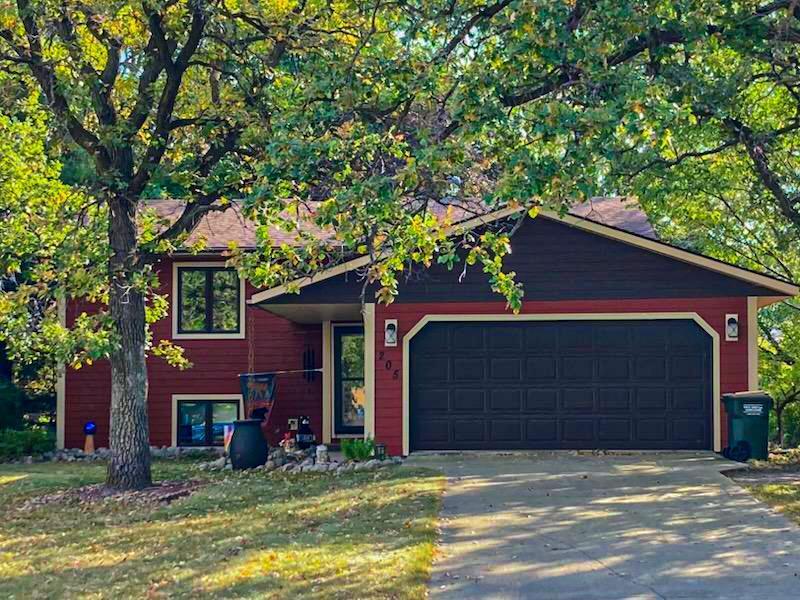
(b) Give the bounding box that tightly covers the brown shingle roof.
[146,196,656,251]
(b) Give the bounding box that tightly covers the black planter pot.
[229,419,268,470]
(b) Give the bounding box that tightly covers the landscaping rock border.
[5,445,224,465]
[196,444,403,475]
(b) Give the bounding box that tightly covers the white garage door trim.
[402,313,721,455]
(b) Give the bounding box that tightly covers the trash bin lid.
[722,390,771,401]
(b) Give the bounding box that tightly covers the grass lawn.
[0,461,443,599]
[732,452,800,527]
[747,483,800,525]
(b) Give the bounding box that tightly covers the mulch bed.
[18,480,203,512]
[724,463,800,486]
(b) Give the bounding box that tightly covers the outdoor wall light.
[384,319,398,347]
[725,314,739,342]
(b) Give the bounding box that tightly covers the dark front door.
[334,325,365,436]
[409,320,713,451]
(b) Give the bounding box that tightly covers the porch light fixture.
[725,314,739,342]
[384,319,398,347]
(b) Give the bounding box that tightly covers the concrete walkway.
[407,452,800,599]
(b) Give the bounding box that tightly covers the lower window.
[177,400,239,446]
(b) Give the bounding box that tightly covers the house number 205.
[378,352,400,380]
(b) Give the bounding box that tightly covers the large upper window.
[177,266,241,335]
[177,399,239,446]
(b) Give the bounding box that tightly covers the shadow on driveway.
[406,452,800,600]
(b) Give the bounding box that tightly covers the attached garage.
[244,197,798,457]
[409,318,714,451]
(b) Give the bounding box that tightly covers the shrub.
[0,379,25,430]
[340,437,375,462]
[0,428,54,460]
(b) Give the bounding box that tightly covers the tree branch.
[435,0,515,61]
[724,117,800,230]
[128,3,208,197]
[13,0,107,166]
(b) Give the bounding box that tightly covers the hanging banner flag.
[239,372,277,422]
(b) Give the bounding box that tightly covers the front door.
[333,324,365,436]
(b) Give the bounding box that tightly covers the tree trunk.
[775,404,784,447]
[106,195,151,490]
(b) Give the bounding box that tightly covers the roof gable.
[254,216,794,306]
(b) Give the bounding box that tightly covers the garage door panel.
[490,389,522,411]
[672,419,706,442]
[635,357,667,379]
[526,357,557,380]
[491,358,522,380]
[633,325,669,350]
[562,357,593,379]
[598,357,630,380]
[414,357,449,383]
[598,419,631,441]
[560,324,594,350]
[410,320,711,451]
[490,420,523,442]
[452,325,484,350]
[416,326,450,352]
[415,389,450,412]
[453,420,486,442]
[598,388,631,411]
[670,326,708,350]
[415,420,451,443]
[673,387,705,411]
[526,389,558,411]
[637,388,668,411]
[488,327,523,350]
[452,389,485,412]
[525,325,558,351]
[637,419,668,441]
[563,388,594,411]
[595,326,630,350]
[453,358,484,381]
[562,419,595,441]
[526,419,558,441]
[671,356,704,380]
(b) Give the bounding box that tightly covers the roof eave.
[247,207,799,304]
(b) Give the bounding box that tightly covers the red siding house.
[59,198,799,456]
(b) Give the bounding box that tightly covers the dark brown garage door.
[409,320,712,451]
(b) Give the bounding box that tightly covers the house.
[58,198,799,456]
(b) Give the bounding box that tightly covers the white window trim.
[171,393,244,448]
[401,312,722,456]
[747,297,759,390]
[330,322,369,439]
[171,261,246,340]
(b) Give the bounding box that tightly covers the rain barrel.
[229,419,268,470]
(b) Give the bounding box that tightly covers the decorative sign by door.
[239,373,277,421]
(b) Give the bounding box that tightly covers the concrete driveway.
[407,452,800,599]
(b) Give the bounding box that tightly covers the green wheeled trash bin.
[722,391,772,462]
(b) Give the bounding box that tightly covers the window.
[177,400,239,446]
[333,325,365,435]
[176,266,241,335]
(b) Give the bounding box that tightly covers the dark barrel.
[229,419,268,469]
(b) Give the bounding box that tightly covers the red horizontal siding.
[374,298,750,455]
[64,257,322,449]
